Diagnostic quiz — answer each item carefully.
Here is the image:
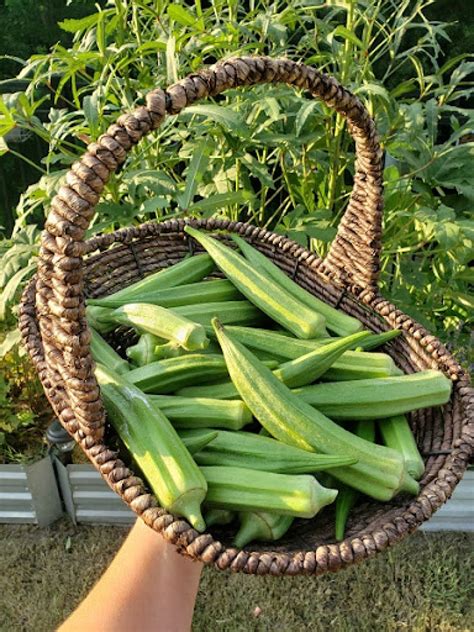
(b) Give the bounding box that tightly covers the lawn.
[0,520,472,631]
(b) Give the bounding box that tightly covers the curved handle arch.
[36,56,384,438]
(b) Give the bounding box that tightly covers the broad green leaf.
[0,329,21,359]
[136,42,167,55]
[187,190,255,214]
[167,5,203,30]
[125,170,177,195]
[295,101,319,137]
[59,12,111,33]
[177,141,213,210]
[331,25,364,49]
[83,93,99,136]
[305,223,337,243]
[355,83,390,104]
[0,245,36,288]
[454,269,474,283]
[184,105,246,134]
[141,197,171,214]
[438,53,471,77]
[0,262,36,321]
[241,154,274,188]
[96,12,106,58]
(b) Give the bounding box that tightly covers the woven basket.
[20,56,473,576]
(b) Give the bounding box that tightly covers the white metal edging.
[0,457,63,526]
[55,463,474,530]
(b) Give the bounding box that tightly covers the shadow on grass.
[0,519,472,631]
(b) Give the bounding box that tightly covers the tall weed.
[0,0,472,458]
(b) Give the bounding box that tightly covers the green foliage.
[0,0,472,460]
[0,337,51,463]
[0,0,100,79]
[0,225,43,462]
[0,224,38,324]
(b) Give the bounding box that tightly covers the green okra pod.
[88,278,241,309]
[232,233,363,336]
[126,333,163,366]
[294,370,452,419]
[204,508,235,528]
[91,254,215,303]
[379,414,425,480]
[224,326,401,380]
[273,330,371,387]
[234,512,294,548]
[95,363,207,531]
[173,300,264,329]
[178,428,218,455]
[334,420,376,541]
[181,429,357,473]
[90,327,130,375]
[184,226,327,339]
[201,465,338,519]
[125,354,228,394]
[150,396,253,430]
[212,319,418,502]
[111,303,209,351]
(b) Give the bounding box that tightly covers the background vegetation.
[0,0,472,461]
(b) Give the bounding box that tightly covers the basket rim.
[19,217,474,576]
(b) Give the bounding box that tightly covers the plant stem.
[326,2,355,217]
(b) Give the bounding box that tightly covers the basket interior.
[79,226,460,552]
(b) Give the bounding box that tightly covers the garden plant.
[0,0,472,473]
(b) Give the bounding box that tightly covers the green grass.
[0,519,472,631]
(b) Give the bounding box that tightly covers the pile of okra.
[87,227,452,546]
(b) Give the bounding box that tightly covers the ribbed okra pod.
[176,330,395,399]
[90,253,215,303]
[111,303,209,351]
[234,512,294,548]
[184,226,327,339]
[224,326,402,380]
[125,354,228,393]
[179,368,452,416]
[90,327,130,375]
[173,301,264,329]
[273,330,371,387]
[126,333,163,366]
[379,414,425,480]
[95,363,207,531]
[212,319,418,502]
[334,420,375,541]
[294,370,452,419]
[232,234,363,336]
[201,466,338,519]
[178,428,218,455]
[88,278,241,309]
[150,396,253,430]
[86,305,116,334]
[204,508,235,528]
[180,429,357,473]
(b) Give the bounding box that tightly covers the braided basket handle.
[37,56,384,438]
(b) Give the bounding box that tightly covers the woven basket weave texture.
[19,56,473,576]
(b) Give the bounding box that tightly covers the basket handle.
[37,56,383,438]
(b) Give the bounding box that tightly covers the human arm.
[59,518,203,632]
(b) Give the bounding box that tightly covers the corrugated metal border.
[3,460,473,530]
[56,463,474,530]
[55,461,134,525]
[0,457,63,526]
[421,470,473,531]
